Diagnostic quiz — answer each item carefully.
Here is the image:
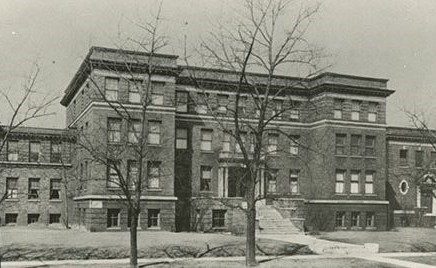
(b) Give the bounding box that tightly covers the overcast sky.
[1,0,436,128]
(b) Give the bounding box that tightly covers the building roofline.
[61,46,392,107]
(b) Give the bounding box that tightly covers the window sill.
[176,147,188,150]
[334,193,348,196]
[364,194,377,197]
[335,226,347,230]
[148,226,161,230]
[212,226,227,230]
[365,226,377,230]
[147,188,163,192]
[28,199,41,202]
[49,199,63,202]
[335,154,347,158]
[364,156,377,159]
[350,193,362,196]
[107,227,121,230]
[201,150,215,154]
[148,144,162,147]
[5,198,19,202]
[351,227,363,230]
[350,155,363,158]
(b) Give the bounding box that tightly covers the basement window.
[212,210,226,228]
[49,214,61,224]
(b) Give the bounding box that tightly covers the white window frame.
[148,121,161,145]
[105,77,119,101]
[350,171,360,194]
[335,170,345,194]
[176,128,188,149]
[201,129,213,151]
[365,172,374,194]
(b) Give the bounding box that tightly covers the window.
[267,169,278,193]
[399,149,408,165]
[272,100,283,119]
[27,214,40,225]
[151,82,165,105]
[147,209,160,228]
[365,136,375,156]
[267,133,278,155]
[105,77,119,101]
[49,214,61,224]
[366,212,375,227]
[29,141,41,162]
[148,161,161,189]
[237,96,247,116]
[107,118,121,143]
[290,136,299,156]
[212,210,226,228]
[6,178,18,199]
[28,178,40,199]
[222,133,231,152]
[128,79,142,103]
[351,101,361,121]
[351,211,360,227]
[148,121,161,145]
[176,91,188,112]
[399,180,409,195]
[50,179,62,199]
[176,128,188,149]
[107,162,120,188]
[128,121,141,143]
[333,99,344,119]
[127,161,138,188]
[107,209,120,228]
[335,134,346,155]
[51,142,62,163]
[217,94,228,113]
[350,135,362,155]
[365,172,374,194]
[368,102,378,122]
[200,166,212,191]
[290,170,299,194]
[350,171,360,194]
[415,150,423,167]
[7,140,19,161]
[201,129,213,151]
[335,211,345,227]
[290,101,300,120]
[196,93,208,114]
[335,170,345,194]
[235,132,247,154]
[5,213,18,225]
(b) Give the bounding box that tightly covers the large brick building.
[1,46,435,232]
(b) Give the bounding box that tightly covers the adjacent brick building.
[0,127,74,226]
[1,46,435,232]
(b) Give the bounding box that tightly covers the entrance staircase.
[256,204,302,235]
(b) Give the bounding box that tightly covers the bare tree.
[73,4,171,267]
[183,0,327,265]
[0,63,58,204]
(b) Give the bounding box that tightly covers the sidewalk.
[258,233,377,255]
[4,252,436,268]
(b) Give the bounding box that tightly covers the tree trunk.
[130,211,139,268]
[245,185,257,266]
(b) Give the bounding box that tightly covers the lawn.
[393,255,436,266]
[318,228,436,253]
[0,227,312,261]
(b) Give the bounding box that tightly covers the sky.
[1,0,436,129]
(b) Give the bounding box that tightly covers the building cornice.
[306,199,389,205]
[73,195,177,201]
